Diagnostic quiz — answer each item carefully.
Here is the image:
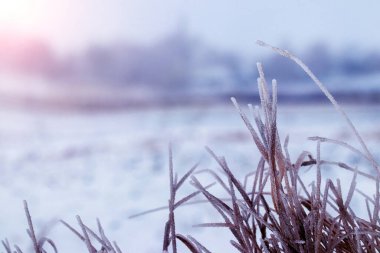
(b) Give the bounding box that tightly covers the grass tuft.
[156,42,380,252]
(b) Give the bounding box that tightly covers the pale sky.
[0,0,379,55]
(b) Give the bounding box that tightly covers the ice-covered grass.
[1,43,380,252]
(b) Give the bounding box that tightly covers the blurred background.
[1,0,380,108]
[0,0,379,252]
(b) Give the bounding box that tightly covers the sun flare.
[0,1,36,24]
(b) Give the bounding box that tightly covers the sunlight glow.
[0,1,35,24]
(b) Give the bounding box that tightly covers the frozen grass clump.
[156,42,380,253]
[2,201,122,253]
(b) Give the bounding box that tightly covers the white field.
[0,103,379,252]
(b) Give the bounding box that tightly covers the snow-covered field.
[0,103,379,252]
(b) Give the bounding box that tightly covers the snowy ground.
[0,103,379,252]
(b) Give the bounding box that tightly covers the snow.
[0,104,379,252]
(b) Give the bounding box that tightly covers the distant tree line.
[1,32,380,93]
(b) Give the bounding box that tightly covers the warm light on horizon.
[0,0,82,54]
[0,1,380,56]
[0,1,38,26]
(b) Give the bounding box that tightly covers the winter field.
[0,103,379,252]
